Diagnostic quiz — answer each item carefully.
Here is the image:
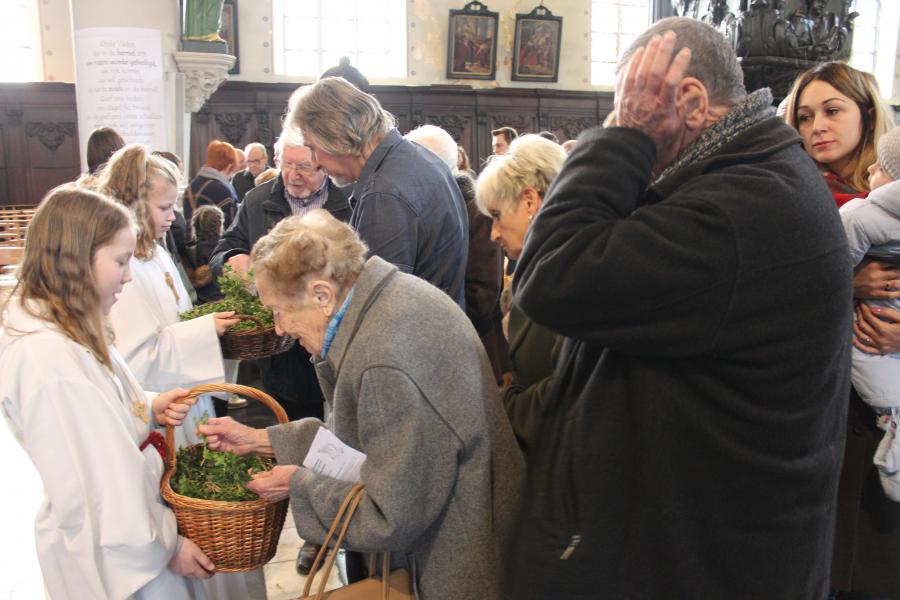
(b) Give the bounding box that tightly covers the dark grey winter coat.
[509,120,852,599]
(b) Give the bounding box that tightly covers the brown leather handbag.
[299,483,414,600]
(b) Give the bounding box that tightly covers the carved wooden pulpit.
[673,0,857,102]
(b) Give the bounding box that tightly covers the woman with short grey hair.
[199,209,524,600]
[476,134,567,454]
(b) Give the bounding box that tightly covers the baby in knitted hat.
[840,124,900,501]
[868,125,900,189]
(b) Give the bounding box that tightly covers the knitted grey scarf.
[655,87,775,184]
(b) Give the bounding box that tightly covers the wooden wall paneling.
[24,105,80,204]
[0,83,79,206]
[0,121,8,207]
[536,88,610,143]
[213,110,254,149]
[192,82,615,180]
[407,87,477,166]
[0,81,616,207]
[191,107,211,179]
[1,104,28,206]
[372,86,413,134]
[25,117,79,201]
[474,89,539,168]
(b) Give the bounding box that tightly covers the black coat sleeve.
[513,126,738,356]
[464,203,503,333]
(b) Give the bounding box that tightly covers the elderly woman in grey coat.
[199,209,524,599]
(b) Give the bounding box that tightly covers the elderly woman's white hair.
[405,125,458,174]
[476,134,567,216]
[250,209,369,299]
[273,127,305,162]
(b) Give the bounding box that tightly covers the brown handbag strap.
[302,483,365,597]
[382,553,391,598]
[312,484,369,599]
[365,552,395,597]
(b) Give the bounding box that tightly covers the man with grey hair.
[405,124,512,384]
[507,17,850,598]
[404,124,459,173]
[231,142,269,202]
[210,128,352,575]
[287,77,468,308]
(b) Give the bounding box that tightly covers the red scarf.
[822,170,867,207]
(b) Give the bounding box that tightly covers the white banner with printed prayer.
[73,27,167,170]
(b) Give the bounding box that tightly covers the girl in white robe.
[96,146,240,449]
[97,146,251,600]
[0,185,214,599]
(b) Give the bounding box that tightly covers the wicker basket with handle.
[160,383,290,572]
[219,314,295,360]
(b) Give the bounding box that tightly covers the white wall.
[37,1,900,101]
[47,0,600,90]
[228,0,598,90]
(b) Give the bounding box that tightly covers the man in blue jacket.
[285,77,468,309]
[508,17,851,599]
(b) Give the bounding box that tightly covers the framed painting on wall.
[221,0,239,74]
[447,1,499,80]
[511,5,562,83]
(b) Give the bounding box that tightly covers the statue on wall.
[677,0,863,102]
[732,0,855,62]
[701,0,738,41]
[735,0,782,57]
[183,0,226,42]
[674,0,701,19]
[788,0,856,60]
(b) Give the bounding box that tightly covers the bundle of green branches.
[171,415,273,502]
[179,266,273,332]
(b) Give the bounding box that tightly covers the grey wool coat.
[267,256,525,600]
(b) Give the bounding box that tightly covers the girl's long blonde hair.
[8,184,134,368]
[94,144,180,259]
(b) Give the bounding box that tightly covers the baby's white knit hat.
[878,126,900,181]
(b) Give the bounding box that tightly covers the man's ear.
[677,77,709,131]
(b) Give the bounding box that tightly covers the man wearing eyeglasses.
[231,142,270,203]
[213,132,350,276]
[210,128,352,576]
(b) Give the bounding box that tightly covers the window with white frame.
[0,0,42,82]
[850,0,900,100]
[591,0,652,87]
[273,0,407,79]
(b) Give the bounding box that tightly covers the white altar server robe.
[109,244,222,448]
[0,298,204,600]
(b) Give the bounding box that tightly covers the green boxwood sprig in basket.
[180,267,294,359]
[179,266,273,331]
[171,413,273,502]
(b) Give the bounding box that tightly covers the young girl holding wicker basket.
[94,145,240,449]
[0,185,215,598]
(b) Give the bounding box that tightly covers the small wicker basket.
[161,383,290,572]
[220,314,295,360]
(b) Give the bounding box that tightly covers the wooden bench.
[0,206,37,265]
[0,246,23,267]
